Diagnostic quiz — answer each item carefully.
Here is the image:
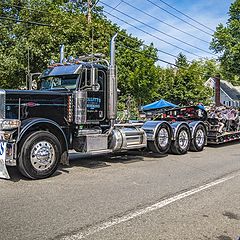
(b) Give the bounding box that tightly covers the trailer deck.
[207,130,240,144]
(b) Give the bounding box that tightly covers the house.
[205,77,240,107]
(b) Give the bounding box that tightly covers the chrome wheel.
[30,141,56,171]
[195,129,205,147]
[178,130,189,149]
[157,128,169,148]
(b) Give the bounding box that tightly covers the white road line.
[61,173,239,240]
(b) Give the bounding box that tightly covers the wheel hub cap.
[178,130,189,149]
[158,128,169,148]
[195,129,205,147]
[31,141,55,171]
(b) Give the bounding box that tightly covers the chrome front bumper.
[0,131,17,179]
[5,142,16,166]
[0,141,10,179]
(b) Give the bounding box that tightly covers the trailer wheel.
[190,124,206,152]
[18,131,61,179]
[171,125,190,155]
[148,123,171,154]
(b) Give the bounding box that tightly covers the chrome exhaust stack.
[108,33,118,125]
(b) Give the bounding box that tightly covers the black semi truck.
[0,35,207,179]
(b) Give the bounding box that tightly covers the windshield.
[40,74,78,90]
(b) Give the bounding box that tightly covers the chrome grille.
[0,90,6,119]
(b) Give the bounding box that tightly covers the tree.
[156,55,213,105]
[210,0,240,84]
[119,44,160,106]
[175,53,189,68]
[0,0,150,90]
[172,62,212,105]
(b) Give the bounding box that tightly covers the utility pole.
[214,74,221,107]
[87,0,92,24]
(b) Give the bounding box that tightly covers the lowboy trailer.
[148,105,240,145]
[0,34,207,179]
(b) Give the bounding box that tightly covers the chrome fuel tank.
[109,124,147,152]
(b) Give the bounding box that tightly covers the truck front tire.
[18,131,61,179]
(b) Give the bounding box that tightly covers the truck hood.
[2,89,71,125]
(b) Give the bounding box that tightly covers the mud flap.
[0,142,10,179]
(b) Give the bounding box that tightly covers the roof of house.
[220,81,240,100]
[207,78,240,101]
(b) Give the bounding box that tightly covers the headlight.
[0,119,21,130]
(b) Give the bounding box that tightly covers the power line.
[146,0,213,36]
[1,2,212,60]
[1,3,46,14]
[121,0,209,44]
[0,16,54,27]
[101,2,214,56]
[101,1,213,55]
[157,0,215,32]
[103,9,202,58]
[118,32,192,63]
[109,0,123,13]
[118,42,178,67]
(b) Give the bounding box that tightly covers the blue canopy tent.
[142,99,178,111]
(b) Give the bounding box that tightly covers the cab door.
[79,68,107,123]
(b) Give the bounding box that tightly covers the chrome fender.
[17,118,69,165]
[142,120,173,141]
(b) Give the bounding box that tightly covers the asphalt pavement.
[0,142,240,240]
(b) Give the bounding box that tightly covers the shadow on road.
[67,150,168,168]
[6,165,63,182]
[5,151,168,181]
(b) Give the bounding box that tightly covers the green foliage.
[154,55,214,106]
[126,44,160,106]
[175,53,189,68]
[172,62,212,105]
[0,0,151,91]
[0,0,117,88]
[210,0,240,84]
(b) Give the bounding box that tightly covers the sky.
[98,0,234,66]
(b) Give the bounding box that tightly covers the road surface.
[0,142,240,240]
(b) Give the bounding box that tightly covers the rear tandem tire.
[189,124,206,152]
[147,123,171,154]
[171,125,190,155]
[18,131,62,179]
